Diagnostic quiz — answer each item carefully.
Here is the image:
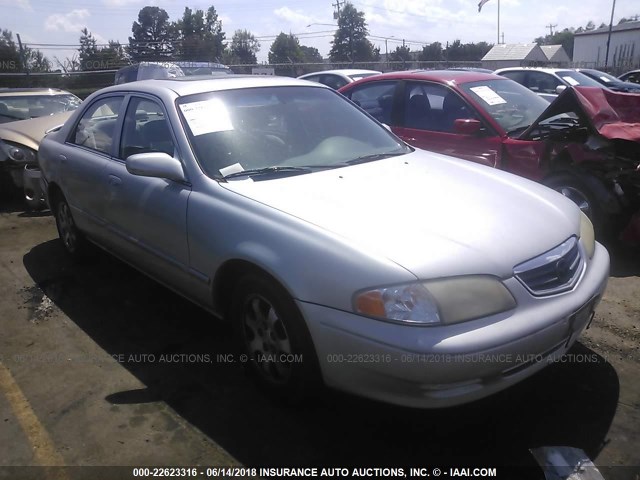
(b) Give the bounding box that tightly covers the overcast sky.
[1,0,638,66]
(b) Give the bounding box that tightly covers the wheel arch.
[212,259,293,322]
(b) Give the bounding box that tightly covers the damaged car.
[338,70,640,240]
[0,112,73,209]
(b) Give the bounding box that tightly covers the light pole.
[604,0,617,69]
[384,36,395,70]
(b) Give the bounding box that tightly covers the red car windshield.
[460,79,549,134]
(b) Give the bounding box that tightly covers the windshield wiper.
[506,125,532,136]
[224,165,312,180]
[345,150,406,165]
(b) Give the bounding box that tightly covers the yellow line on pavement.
[0,361,69,478]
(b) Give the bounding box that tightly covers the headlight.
[0,140,37,165]
[354,275,516,326]
[579,212,595,259]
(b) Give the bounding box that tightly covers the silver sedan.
[38,75,609,408]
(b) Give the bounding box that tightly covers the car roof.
[344,69,505,86]
[0,88,75,97]
[494,67,572,74]
[299,69,381,77]
[95,74,330,98]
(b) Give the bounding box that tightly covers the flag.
[478,0,490,12]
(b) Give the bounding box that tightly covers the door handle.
[108,175,122,187]
[59,154,67,163]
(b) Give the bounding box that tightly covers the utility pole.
[546,23,557,36]
[604,0,617,69]
[16,33,29,79]
[332,0,344,19]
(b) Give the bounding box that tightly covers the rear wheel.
[231,273,321,403]
[53,194,89,257]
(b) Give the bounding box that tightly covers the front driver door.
[392,81,502,168]
[102,95,192,287]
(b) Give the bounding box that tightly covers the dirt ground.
[1,198,639,480]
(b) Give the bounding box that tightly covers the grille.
[514,237,584,296]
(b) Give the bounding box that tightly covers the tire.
[52,194,89,257]
[230,273,321,403]
[544,172,607,235]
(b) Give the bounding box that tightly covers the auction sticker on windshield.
[179,99,233,136]
[469,86,507,106]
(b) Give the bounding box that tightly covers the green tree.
[78,29,127,70]
[329,3,378,63]
[534,28,575,58]
[128,6,177,61]
[24,49,51,72]
[0,29,50,73]
[300,45,323,63]
[0,29,21,73]
[78,28,98,70]
[268,33,303,64]
[225,29,260,64]
[389,44,412,62]
[419,42,443,61]
[176,6,225,61]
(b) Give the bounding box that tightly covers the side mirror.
[126,152,186,183]
[381,123,392,131]
[556,85,567,94]
[453,118,482,135]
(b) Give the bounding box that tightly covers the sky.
[0,0,638,66]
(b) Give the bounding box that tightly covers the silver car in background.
[297,69,381,89]
[38,76,609,408]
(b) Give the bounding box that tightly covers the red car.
[339,70,640,239]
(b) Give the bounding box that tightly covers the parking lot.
[0,197,639,479]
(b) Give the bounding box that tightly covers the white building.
[573,21,640,70]
[540,45,571,66]
[481,44,547,71]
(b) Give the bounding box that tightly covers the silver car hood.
[221,151,580,279]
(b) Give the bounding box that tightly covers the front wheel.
[231,273,321,402]
[544,172,606,234]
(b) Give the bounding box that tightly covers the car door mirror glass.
[126,152,186,183]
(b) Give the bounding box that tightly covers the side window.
[500,71,526,85]
[71,96,124,154]
[346,81,398,124]
[404,82,478,133]
[526,72,562,94]
[320,74,348,90]
[119,97,175,159]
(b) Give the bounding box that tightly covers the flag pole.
[497,0,500,44]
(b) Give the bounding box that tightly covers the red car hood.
[523,86,640,142]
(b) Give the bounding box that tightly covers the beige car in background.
[0,88,80,209]
[0,111,73,209]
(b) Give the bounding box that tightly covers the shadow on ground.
[23,240,619,473]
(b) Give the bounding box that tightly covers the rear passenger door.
[342,80,400,125]
[101,95,192,286]
[59,95,125,238]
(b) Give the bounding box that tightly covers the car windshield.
[556,71,602,87]
[178,86,410,180]
[460,79,550,134]
[584,70,620,84]
[0,94,81,123]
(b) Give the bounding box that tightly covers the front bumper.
[298,242,610,408]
